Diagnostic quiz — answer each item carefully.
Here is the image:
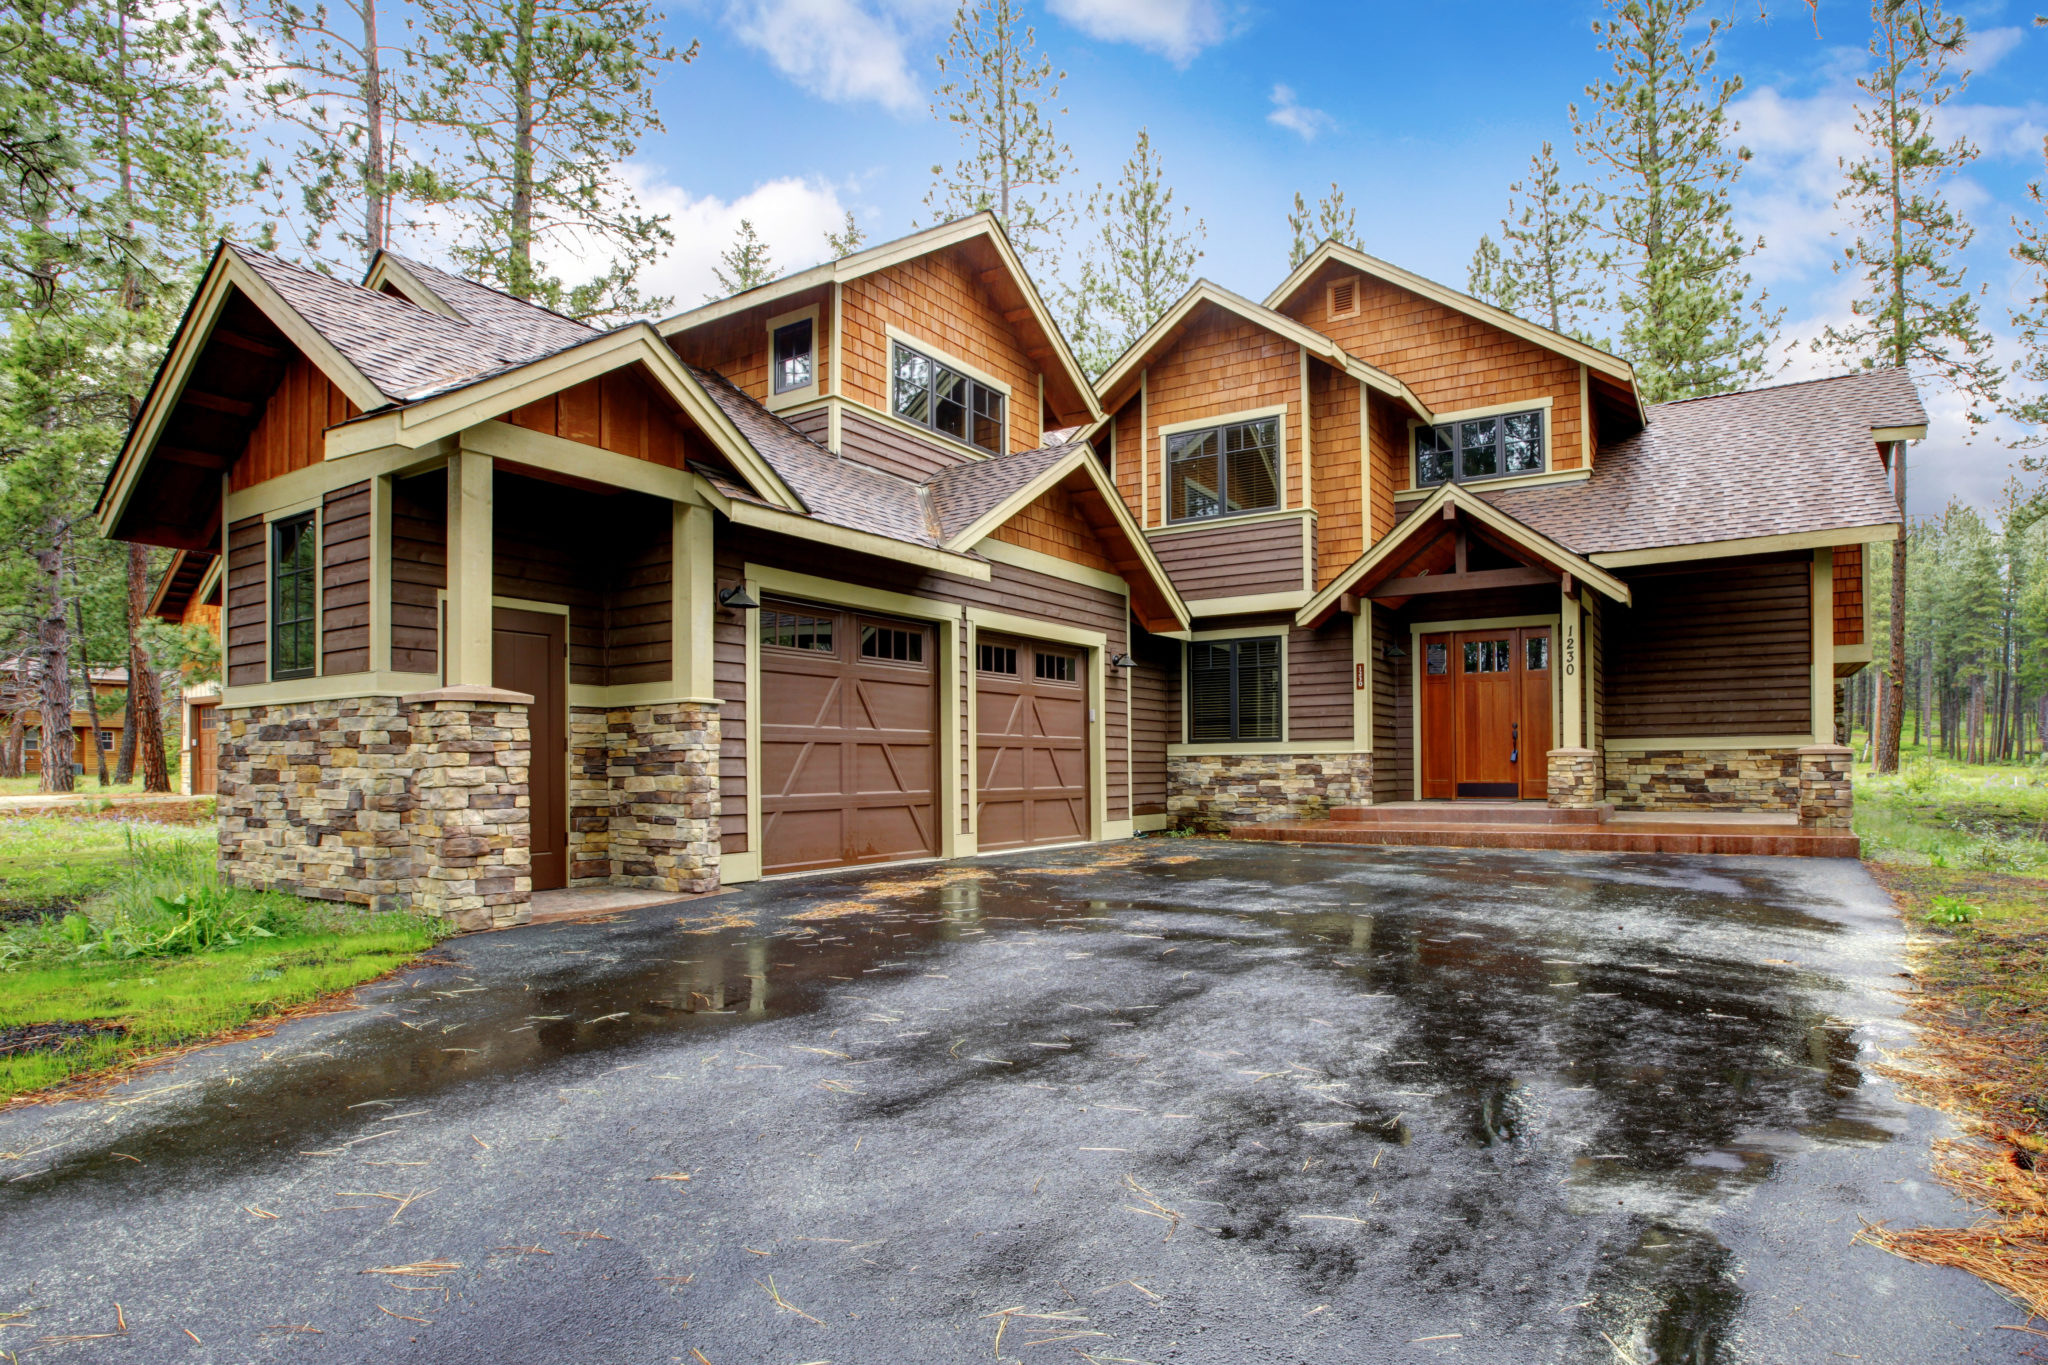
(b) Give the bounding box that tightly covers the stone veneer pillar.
[403,687,534,930]
[1545,748,1603,808]
[1796,745,1854,830]
[607,703,721,894]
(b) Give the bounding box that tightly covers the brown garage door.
[976,634,1088,852]
[760,599,939,876]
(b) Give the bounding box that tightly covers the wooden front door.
[975,634,1089,851]
[759,600,939,876]
[1419,627,1551,800]
[190,702,219,795]
[492,607,568,891]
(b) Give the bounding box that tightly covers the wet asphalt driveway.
[0,841,2029,1362]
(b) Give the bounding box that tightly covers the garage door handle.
[1510,721,1518,765]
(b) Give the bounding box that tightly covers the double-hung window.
[772,318,814,395]
[1168,418,1280,522]
[1414,409,1545,487]
[1188,638,1282,743]
[891,342,1004,455]
[271,512,318,680]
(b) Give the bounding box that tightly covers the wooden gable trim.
[946,447,1191,633]
[1093,281,1431,422]
[362,253,463,319]
[1296,482,1628,628]
[98,246,388,538]
[1264,241,1639,395]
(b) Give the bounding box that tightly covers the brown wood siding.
[989,484,1116,573]
[1289,617,1353,743]
[1130,625,1178,816]
[667,284,831,404]
[505,364,688,468]
[1834,544,1864,646]
[1372,604,1405,801]
[494,475,672,687]
[1111,398,1144,522]
[320,481,372,675]
[1605,558,1811,737]
[784,406,829,447]
[606,499,673,686]
[1142,308,1302,527]
[838,407,969,482]
[1148,517,1306,604]
[1310,359,1363,588]
[225,515,267,686]
[1403,585,1558,625]
[229,353,359,492]
[1589,595,1605,749]
[714,525,1130,856]
[1281,263,1587,483]
[390,472,446,675]
[1366,386,1406,542]
[839,248,1043,456]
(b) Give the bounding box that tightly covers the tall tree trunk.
[76,599,107,787]
[114,676,135,782]
[2,711,22,779]
[1878,451,1906,771]
[506,0,537,297]
[34,532,72,793]
[127,544,168,792]
[361,0,387,256]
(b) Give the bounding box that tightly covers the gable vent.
[1327,275,1360,321]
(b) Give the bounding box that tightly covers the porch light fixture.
[1109,653,1137,669]
[1381,640,1407,661]
[718,585,760,610]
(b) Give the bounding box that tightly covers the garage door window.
[862,625,923,664]
[762,608,833,652]
[1033,651,1077,683]
[978,643,1017,674]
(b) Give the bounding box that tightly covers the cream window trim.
[1393,468,1590,502]
[1145,505,1312,538]
[1408,612,1561,800]
[963,607,1111,845]
[884,324,1015,397]
[765,303,823,414]
[740,564,968,869]
[1181,626,1288,747]
[1156,402,1289,441]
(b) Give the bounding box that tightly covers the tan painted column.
[1811,546,1834,743]
[367,475,393,673]
[1351,603,1374,747]
[444,449,494,686]
[673,502,716,698]
[1560,585,1583,748]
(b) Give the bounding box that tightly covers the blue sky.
[561,0,2046,515]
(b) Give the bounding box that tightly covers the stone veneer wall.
[568,703,721,894]
[1169,752,1374,823]
[217,691,535,929]
[1603,748,1801,813]
[1546,748,1603,808]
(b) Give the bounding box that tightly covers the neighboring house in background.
[147,548,224,794]
[106,217,1915,929]
[0,662,129,776]
[1091,243,1915,827]
[107,216,1184,929]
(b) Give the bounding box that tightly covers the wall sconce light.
[718,585,760,610]
[1381,640,1407,661]
[1109,653,1137,669]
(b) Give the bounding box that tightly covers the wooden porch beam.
[1368,565,1555,599]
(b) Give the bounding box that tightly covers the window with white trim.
[891,342,1004,455]
[1168,417,1280,523]
[1188,638,1281,742]
[1415,409,1545,487]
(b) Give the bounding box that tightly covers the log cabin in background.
[0,663,130,777]
[110,215,1918,927]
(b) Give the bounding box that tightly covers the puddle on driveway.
[0,842,1927,1362]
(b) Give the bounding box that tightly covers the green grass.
[0,819,444,1101]
[1854,753,2048,872]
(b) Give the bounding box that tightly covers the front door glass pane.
[1525,636,1549,671]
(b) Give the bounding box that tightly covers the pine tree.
[1571,0,1780,402]
[249,0,446,264]
[1473,142,1603,340]
[709,218,773,300]
[2008,130,2048,450]
[825,209,865,260]
[1816,0,2001,774]
[924,0,1072,265]
[426,0,695,322]
[1286,182,1358,269]
[1063,128,1204,379]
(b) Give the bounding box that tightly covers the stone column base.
[1546,747,1603,808]
[1797,744,1854,829]
[607,703,721,894]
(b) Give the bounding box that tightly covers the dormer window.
[891,341,1004,455]
[1415,409,1545,487]
[772,318,813,394]
[1168,417,1280,522]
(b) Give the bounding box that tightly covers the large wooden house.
[108,219,1916,925]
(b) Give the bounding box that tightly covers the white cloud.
[1965,25,2027,74]
[1266,84,1331,142]
[721,0,931,111]
[621,169,853,308]
[1046,0,1227,64]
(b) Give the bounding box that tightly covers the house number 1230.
[1562,625,1577,677]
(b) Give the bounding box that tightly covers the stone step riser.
[1331,805,1609,826]
[1231,825,1858,859]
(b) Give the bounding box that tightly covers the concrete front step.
[1231,821,1859,859]
[1332,802,1610,826]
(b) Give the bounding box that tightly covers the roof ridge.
[1652,365,1908,409]
[380,250,599,333]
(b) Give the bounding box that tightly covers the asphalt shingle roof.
[925,442,1081,542]
[1481,367,1918,555]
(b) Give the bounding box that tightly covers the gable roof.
[1264,239,1638,390]
[1092,280,1433,420]
[656,213,1104,428]
[1479,367,1916,563]
[365,251,598,361]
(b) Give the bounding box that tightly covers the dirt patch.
[0,896,82,926]
[0,1019,126,1057]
